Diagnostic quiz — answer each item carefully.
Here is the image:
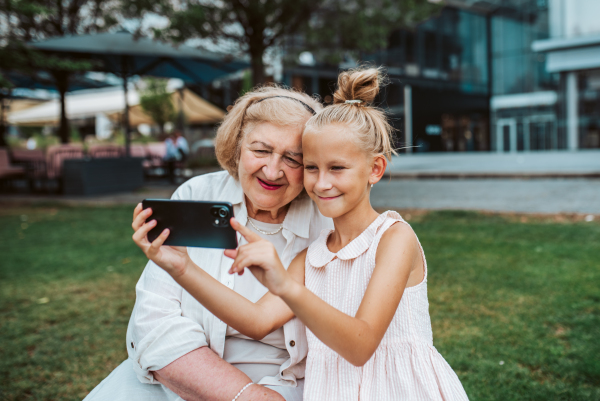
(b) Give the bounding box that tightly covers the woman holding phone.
[84,87,331,401]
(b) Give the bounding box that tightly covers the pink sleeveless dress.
[303,211,469,401]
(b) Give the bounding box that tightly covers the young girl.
[138,68,468,400]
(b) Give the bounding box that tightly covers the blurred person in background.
[164,130,189,184]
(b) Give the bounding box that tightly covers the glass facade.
[365,8,489,96]
[357,8,491,152]
[491,2,556,96]
[489,0,562,152]
[578,69,600,148]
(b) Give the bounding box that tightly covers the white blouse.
[126,171,333,388]
[224,218,289,383]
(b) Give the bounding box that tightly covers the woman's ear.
[369,155,387,185]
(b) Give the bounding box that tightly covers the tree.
[301,0,441,65]
[139,78,175,136]
[157,0,440,87]
[160,0,319,86]
[0,0,119,143]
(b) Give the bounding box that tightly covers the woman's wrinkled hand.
[131,203,191,278]
[224,218,291,296]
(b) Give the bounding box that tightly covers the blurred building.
[532,0,600,150]
[283,0,599,153]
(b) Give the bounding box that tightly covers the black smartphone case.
[142,199,238,249]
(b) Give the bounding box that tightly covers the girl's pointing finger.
[230,217,263,243]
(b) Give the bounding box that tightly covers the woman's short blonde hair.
[305,67,397,160]
[215,85,323,179]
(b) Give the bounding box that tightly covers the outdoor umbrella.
[31,31,249,155]
[5,71,111,92]
[0,71,112,146]
[8,87,225,127]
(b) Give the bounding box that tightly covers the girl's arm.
[175,249,304,341]
[230,220,421,367]
[132,206,299,341]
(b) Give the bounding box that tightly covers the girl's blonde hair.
[305,67,396,160]
[215,85,323,179]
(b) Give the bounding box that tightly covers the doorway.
[496,118,517,152]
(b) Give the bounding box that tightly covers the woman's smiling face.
[238,122,305,213]
[302,123,374,219]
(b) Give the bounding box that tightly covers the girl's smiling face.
[303,123,384,219]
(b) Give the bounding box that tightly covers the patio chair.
[27,144,84,193]
[144,142,169,178]
[10,149,46,165]
[129,144,147,159]
[88,144,124,158]
[129,144,157,177]
[0,148,26,191]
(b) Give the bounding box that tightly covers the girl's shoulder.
[373,212,426,286]
[372,211,420,259]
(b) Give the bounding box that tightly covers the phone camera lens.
[218,207,228,218]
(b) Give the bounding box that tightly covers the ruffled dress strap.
[368,210,428,282]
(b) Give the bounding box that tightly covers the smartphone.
[142,199,238,249]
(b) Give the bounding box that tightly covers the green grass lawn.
[0,205,599,400]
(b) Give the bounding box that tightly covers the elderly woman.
[84,86,331,401]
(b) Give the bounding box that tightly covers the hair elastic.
[255,96,316,115]
[345,100,363,105]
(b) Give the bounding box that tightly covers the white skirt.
[83,359,304,401]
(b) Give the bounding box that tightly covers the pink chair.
[145,142,167,161]
[45,144,85,180]
[142,143,168,177]
[0,148,25,191]
[10,149,45,164]
[88,144,124,158]
[129,144,147,158]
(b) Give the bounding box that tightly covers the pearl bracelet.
[232,382,253,401]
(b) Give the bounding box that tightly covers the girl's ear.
[369,155,387,185]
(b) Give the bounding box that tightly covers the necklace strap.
[247,218,284,235]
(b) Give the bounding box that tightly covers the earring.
[370,183,373,188]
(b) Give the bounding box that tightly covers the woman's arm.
[154,347,284,401]
[132,204,298,340]
[230,221,421,366]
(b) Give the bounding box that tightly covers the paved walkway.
[371,179,600,214]
[0,185,177,207]
[386,150,600,178]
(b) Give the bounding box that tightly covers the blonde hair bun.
[333,67,382,106]
[306,66,397,160]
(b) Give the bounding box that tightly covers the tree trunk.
[0,95,7,147]
[122,57,131,157]
[177,88,185,132]
[122,74,131,157]
[250,47,266,86]
[53,71,70,144]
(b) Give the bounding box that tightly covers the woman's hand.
[131,203,191,278]
[224,218,292,296]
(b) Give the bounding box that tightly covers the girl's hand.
[131,203,191,278]
[224,218,291,296]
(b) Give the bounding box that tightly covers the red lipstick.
[257,177,283,190]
